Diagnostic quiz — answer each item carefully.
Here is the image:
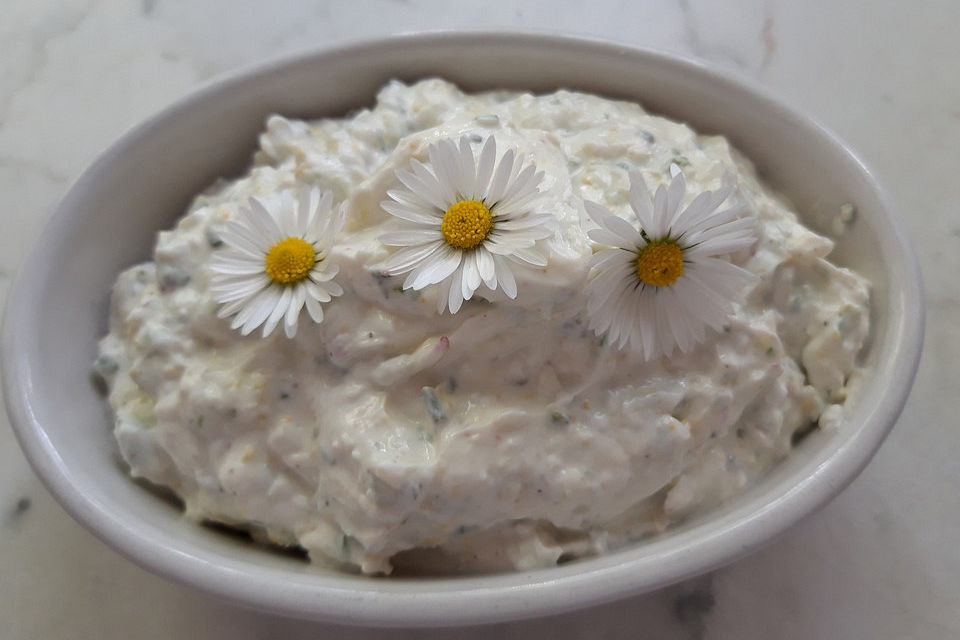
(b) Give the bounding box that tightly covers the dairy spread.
[94,79,870,575]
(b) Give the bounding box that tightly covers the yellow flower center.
[264,237,316,285]
[636,240,684,287]
[441,199,493,250]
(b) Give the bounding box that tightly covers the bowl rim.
[2,30,925,627]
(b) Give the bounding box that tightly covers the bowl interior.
[3,33,921,626]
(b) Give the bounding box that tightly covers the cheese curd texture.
[95,79,870,575]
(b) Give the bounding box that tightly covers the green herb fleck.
[158,264,191,293]
[205,225,224,248]
[93,354,119,377]
[319,446,336,465]
[550,411,571,426]
[669,150,690,168]
[421,387,447,425]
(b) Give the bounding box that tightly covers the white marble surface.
[1,0,956,637]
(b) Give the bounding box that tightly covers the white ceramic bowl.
[2,33,923,627]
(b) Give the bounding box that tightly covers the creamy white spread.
[95,79,870,575]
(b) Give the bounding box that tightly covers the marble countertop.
[2,1,956,638]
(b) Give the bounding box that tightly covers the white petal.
[262,286,292,337]
[628,170,656,231]
[381,200,442,225]
[210,274,271,303]
[625,289,647,353]
[447,266,465,313]
[649,184,671,239]
[247,197,285,243]
[408,245,463,289]
[380,228,444,247]
[475,136,497,197]
[584,200,614,227]
[313,190,335,238]
[309,263,339,282]
[217,298,246,318]
[606,281,635,349]
[296,188,316,237]
[432,277,450,313]
[476,246,496,286]
[497,164,537,209]
[310,280,343,302]
[492,255,517,298]
[220,224,267,258]
[668,190,715,235]
[682,224,754,252]
[496,185,542,219]
[659,286,691,354]
[603,278,639,346]
[683,204,748,238]
[413,159,455,207]
[597,212,643,247]
[669,277,718,336]
[661,284,700,351]
[383,240,446,275]
[456,136,477,199]
[462,251,481,298]
[682,212,754,247]
[284,285,306,336]
[386,187,437,212]
[489,224,553,246]
[677,268,736,322]
[586,248,632,271]
[493,213,556,231]
[210,256,266,276]
[588,271,633,331]
[644,296,674,360]
[236,287,280,336]
[687,259,756,299]
[509,246,548,267]
[277,190,298,237]
[617,285,641,349]
[636,287,659,356]
[586,262,635,314]
[587,228,635,250]
[396,166,447,211]
[483,235,516,255]
[486,148,516,204]
[324,280,344,297]
[428,140,460,204]
[664,172,686,227]
[305,296,325,323]
[684,231,756,258]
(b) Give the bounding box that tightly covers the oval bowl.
[2,32,924,627]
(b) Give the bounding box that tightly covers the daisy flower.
[584,169,757,360]
[379,135,556,313]
[209,187,344,338]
